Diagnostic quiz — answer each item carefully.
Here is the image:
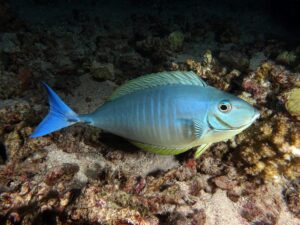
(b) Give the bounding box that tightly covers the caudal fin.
[30,82,80,138]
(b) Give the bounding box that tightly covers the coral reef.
[231,113,300,182]
[0,1,300,224]
[185,57,300,183]
[185,52,241,91]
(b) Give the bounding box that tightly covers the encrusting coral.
[284,88,300,120]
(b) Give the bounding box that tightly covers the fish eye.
[218,100,232,113]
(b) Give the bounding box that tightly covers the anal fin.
[194,144,211,159]
[131,141,190,155]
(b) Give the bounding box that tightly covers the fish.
[31,71,260,158]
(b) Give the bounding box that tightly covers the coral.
[233,60,300,183]
[186,55,241,91]
[284,180,300,218]
[168,31,184,52]
[1,2,300,224]
[284,88,300,120]
[0,99,51,162]
[276,51,297,66]
[242,61,298,104]
[202,49,213,67]
[231,113,300,182]
[184,54,300,184]
[239,184,282,224]
[184,53,300,185]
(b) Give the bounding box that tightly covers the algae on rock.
[168,31,184,52]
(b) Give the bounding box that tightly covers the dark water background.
[6,0,300,40]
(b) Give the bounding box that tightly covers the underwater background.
[0,0,299,224]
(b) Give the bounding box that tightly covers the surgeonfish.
[31,71,260,158]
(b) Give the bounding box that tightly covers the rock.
[212,176,236,190]
[46,145,107,185]
[91,62,115,81]
[226,190,240,202]
[56,55,74,69]
[0,99,32,124]
[135,36,170,63]
[249,52,267,71]
[219,50,249,71]
[44,163,80,186]
[0,33,20,53]
[284,182,300,218]
[117,52,151,76]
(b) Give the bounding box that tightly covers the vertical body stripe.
[92,85,210,148]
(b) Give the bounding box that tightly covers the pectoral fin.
[131,141,190,155]
[193,119,205,139]
[194,144,211,159]
[178,118,205,140]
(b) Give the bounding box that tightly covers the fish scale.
[91,85,205,147]
[31,71,259,158]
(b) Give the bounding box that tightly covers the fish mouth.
[211,109,260,131]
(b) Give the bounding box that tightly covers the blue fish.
[31,71,259,158]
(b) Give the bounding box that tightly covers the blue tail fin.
[30,82,80,138]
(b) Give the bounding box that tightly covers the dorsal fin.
[109,71,207,101]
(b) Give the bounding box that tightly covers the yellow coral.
[203,50,213,66]
[290,131,300,147]
[259,143,276,158]
[233,112,300,183]
[255,62,272,80]
[285,88,300,120]
[259,123,273,138]
[276,51,297,66]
